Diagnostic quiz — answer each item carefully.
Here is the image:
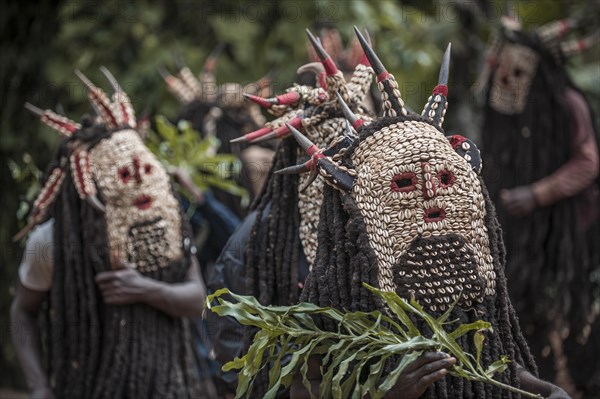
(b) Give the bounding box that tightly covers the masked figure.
[288,28,569,399]
[478,10,600,392]
[206,29,375,397]
[11,69,214,398]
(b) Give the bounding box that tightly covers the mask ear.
[447,135,482,174]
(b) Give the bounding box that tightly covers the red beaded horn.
[75,70,119,129]
[99,66,136,128]
[25,103,81,137]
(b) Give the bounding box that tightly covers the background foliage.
[0,0,597,391]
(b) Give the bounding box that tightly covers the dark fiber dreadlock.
[44,122,204,398]
[301,114,538,399]
[244,137,302,308]
[481,27,600,384]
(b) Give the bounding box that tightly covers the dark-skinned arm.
[516,364,571,399]
[95,256,206,318]
[10,283,53,399]
[290,352,456,399]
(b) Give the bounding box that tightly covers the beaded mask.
[233,29,374,266]
[159,44,271,133]
[476,10,598,115]
[283,28,492,312]
[18,68,182,272]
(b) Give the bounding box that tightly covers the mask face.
[350,121,496,312]
[90,129,183,272]
[489,42,540,115]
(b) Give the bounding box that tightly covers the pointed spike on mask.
[336,92,365,130]
[299,168,319,192]
[243,93,272,108]
[99,66,136,127]
[358,27,373,66]
[231,126,273,144]
[438,43,451,87]
[99,66,122,92]
[306,28,338,76]
[422,44,452,128]
[157,66,172,80]
[173,46,186,71]
[354,26,387,80]
[24,102,45,117]
[75,70,118,128]
[285,122,320,157]
[204,42,225,73]
[25,103,81,136]
[274,161,312,175]
[344,119,354,138]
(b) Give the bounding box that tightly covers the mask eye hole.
[514,67,522,77]
[437,170,455,188]
[391,172,417,193]
[118,166,132,183]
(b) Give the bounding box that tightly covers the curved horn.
[296,62,327,89]
[75,70,118,128]
[99,66,136,128]
[422,43,451,129]
[296,61,325,76]
[86,194,106,213]
[25,102,81,137]
[354,26,406,117]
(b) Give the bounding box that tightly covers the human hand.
[547,386,571,399]
[384,352,456,399]
[500,186,536,216]
[95,265,152,305]
[169,167,204,204]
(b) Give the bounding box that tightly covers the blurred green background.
[1,0,597,392]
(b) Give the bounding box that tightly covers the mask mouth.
[424,206,446,223]
[392,233,485,312]
[134,195,153,210]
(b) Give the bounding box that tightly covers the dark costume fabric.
[20,71,212,398]
[294,31,538,398]
[480,20,600,392]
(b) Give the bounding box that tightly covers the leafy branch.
[146,116,249,205]
[208,285,543,399]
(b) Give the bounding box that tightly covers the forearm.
[141,278,205,318]
[516,364,568,397]
[10,304,50,392]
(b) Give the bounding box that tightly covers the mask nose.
[132,156,143,184]
[421,161,437,199]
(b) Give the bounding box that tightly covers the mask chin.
[391,233,486,313]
